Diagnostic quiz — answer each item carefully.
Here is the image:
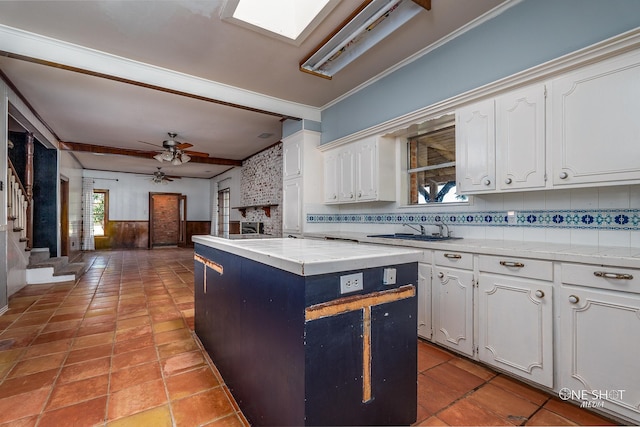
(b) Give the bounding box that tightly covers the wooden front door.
[149,193,186,248]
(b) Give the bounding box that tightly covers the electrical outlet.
[507,210,517,225]
[340,272,363,294]
[383,268,396,285]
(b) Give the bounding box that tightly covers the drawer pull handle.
[534,290,545,298]
[559,171,568,179]
[594,271,633,280]
[444,253,462,259]
[568,295,579,304]
[437,272,444,279]
[505,178,512,184]
[500,261,525,268]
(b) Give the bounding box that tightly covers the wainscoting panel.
[95,221,148,250]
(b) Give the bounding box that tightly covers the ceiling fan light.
[153,153,164,162]
[171,156,182,166]
[180,153,191,163]
[161,151,174,161]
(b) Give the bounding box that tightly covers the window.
[92,190,108,236]
[217,188,230,237]
[407,123,467,205]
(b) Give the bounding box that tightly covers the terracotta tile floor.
[0,248,620,426]
[414,340,619,426]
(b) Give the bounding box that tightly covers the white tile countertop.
[192,235,423,276]
[303,232,640,269]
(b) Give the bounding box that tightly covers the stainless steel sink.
[367,233,462,241]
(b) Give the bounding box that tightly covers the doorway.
[149,193,187,248]
[60,177,69,256]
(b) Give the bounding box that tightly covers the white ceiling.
[0,0,506,179]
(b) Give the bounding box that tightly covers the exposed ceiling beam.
[412,0,431,11]
[0,24,321,121]
[59,141,243,166]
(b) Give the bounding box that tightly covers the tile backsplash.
[307,209,640,231]
[307,209,640,230]
[304,185,640,247]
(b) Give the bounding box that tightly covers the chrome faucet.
[403,223,426,235]
[436,219,451,237]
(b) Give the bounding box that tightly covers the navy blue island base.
[194,241,418,426]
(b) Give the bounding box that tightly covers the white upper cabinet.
[281,130,322,235]
[323,136,395,204]
[456,99,496,194]
[496,84,546,191]
[283,138,302,180]
[551,50,640,187]
[338,147,356,201]
[323,150,339,203]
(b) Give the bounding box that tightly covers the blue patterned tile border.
[307,209,640,231]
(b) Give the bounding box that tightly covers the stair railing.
[7,159,29,246]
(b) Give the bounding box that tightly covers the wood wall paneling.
[94,220,208,249]
[94,220,149,250]
[186,221,211,246]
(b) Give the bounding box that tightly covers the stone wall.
[240,143,282,237]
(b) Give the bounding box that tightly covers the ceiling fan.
[141,132,210,165]
[150,167,181,184]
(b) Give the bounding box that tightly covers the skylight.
[221,0,336,46]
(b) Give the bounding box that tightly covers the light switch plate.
[383,268,396,285]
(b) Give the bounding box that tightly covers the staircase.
[26,248,88,284]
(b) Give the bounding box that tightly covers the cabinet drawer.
[434,250,473,270]
[479,255,552,281]
[561,263,640,294]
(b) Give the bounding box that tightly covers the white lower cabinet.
[478,255,554,387]
[409,245,639,423]
[477,273,553,387]
[558,263,640,424]
[417,263,432,340]
[432,251,474,357]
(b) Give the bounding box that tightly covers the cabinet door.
[418,263,432,340]
[496,84,546,191]
[558,286,640,423]
[338,148,355,202]
[432,267,474,356]
[478,274,553,387]
[323,151,339,203]
[551,50,640,186]
[283,139,302,180]
[456,99,496,193]
[282,179,301,233]
[356,138,378,201]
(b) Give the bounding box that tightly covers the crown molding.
[319,26,640,151]
[321,0,524,110]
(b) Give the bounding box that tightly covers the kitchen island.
[192,236,422,426]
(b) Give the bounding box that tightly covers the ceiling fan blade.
[166,175,182,179]
[138,140,163,148]
[176,142,193,150]
[183,150,210,157]
[165,177,174,182]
